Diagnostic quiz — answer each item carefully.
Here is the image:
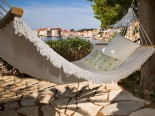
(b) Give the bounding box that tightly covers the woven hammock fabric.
[0,17,154,84]
[113,8,134,28]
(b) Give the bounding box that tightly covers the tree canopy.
[88,0,133,27]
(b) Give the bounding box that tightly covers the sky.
[5,0,100,30]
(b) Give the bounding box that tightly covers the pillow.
[84,50,121,72]
[102,34,141,61]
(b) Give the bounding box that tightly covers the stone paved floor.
[0,75,155,116]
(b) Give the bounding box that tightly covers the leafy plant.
[87,0,134,27]
[118,70,143,97]
[46,37,93,61]
[150,92,155,101]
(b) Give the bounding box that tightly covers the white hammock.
[0,7,154,84]
[113,8,134,28]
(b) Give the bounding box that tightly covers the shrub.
[46,37,93,61]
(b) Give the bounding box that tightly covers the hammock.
[0,2,154,84]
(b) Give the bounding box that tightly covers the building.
[36,28,62,37]
[51,28,61,37]
[35,28,100,38]
[37,28,48,36]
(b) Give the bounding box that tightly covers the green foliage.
[118,70,155,101]
[150,92,155,101]
[118,70,145,98]
[88,0,133,27]
[46,37,93,62]
[118,71,141,91]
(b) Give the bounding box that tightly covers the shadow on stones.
[51,85,105,115]
[98,89,146,116]
[0,73,147,116]
[0,76,105,116]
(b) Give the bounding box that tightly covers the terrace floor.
[0,75,155,116]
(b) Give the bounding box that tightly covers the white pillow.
[102,34,141,61]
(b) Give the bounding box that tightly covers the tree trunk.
[137,0,155,91]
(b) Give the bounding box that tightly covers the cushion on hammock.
[84,50,121,72]
[102,34,141,61]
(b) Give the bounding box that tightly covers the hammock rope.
[1,0,11,8]
[0,11,4,17]
[132,9,153,45]
[0,4,8,13]
[131,0,135,8]
[0,0,11,19]
[113,7,153,46]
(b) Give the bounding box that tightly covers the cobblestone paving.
[0,75,154,116]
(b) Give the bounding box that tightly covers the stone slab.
[17,106,38,116]
[109,89,146,103]
[41,105,58,116]
[66,98,77,115]
[4,101,20,110]
[129,108,155,116]
[74,99,102,116]
[51,98,70,113]
[0,110,18,116]
[20,98,36,107]
[98,101,145,116]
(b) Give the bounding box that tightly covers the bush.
[46,37,93,61]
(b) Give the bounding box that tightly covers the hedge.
[46,37,93,61]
